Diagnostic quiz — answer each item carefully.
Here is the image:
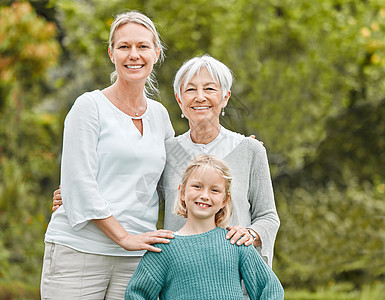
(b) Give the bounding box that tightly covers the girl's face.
[181,165,229,224]
[109,23,160,85]
[176,68,230,127]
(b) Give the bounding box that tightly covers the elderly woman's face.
[177,68,229,126]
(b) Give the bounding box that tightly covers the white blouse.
[176,126,244,159]
[45,90,174,256]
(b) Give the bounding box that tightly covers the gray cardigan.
[159,136,280,267]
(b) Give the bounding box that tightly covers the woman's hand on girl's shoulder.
[225,225,255,246]
[120,230,175,253]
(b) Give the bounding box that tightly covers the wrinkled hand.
[118,229,174,253]
[225,225,255,246]
[52,187,62,212]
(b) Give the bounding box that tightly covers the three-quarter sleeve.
[247,139,280,267]
[240,246,284,300]
[61,94,112,230]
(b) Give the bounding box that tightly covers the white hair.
[173,54,233,101]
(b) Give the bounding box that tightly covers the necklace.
[114,93,145,116]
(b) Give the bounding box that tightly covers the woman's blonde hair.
[108,11,165,96]
[174,155,233,227]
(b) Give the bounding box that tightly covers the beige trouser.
[40,242,141,300]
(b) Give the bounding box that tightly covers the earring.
[181,113,184,118]
[221,108,225,117]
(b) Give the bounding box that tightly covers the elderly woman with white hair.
[160,54,280,268]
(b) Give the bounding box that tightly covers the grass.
[284,282,385,300]
[0,280,384,300]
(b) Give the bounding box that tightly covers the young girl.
[125,155,284,300]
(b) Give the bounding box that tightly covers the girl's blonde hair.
[174,155,233,227]
[108,11,165,96]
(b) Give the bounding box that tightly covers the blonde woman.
[41,11,174,299]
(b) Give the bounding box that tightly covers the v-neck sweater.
[125,227,284,300]
[159,135,280,267]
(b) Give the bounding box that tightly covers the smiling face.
[181,165,229,225]
[109,22,160,85]
[176,68,230,127]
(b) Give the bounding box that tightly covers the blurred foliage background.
[0,0,384,299]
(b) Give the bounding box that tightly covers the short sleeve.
[61,93,112,230]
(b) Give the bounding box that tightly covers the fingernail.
[226,235,230,239]
[231,240,235,244]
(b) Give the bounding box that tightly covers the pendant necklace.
[114,93,144,117]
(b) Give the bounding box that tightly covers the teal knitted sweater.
[125,227,284,300]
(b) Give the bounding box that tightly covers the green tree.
[1,0,383,296]
[0,2,60,295]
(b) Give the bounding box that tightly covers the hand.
[247,228,262,247]
[52,186,62,212]
[119,230,175,253]
[225,225,255,246]
[92,216,174,253]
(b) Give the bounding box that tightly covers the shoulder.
[165,135,183,150]
[242,136,265,151]
[235,136,267,159]
[209,227,235,247]
[74,90,101,105]
[237,241,260,262]
[66,90,102,119]
[215,227,229,238]
[166,131,190,145]
[212,228,254,257]
[69,90,103,113]
[221,126,245,140]
[221,126,265,153]
[141,242,174,263]
[165,135,178,143]
[148,99,169,114]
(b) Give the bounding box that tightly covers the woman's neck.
[189,122,221,145]
[177,218,217,236]
[108,80,146,106]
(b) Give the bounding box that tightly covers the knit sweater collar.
[174,227,223,239]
